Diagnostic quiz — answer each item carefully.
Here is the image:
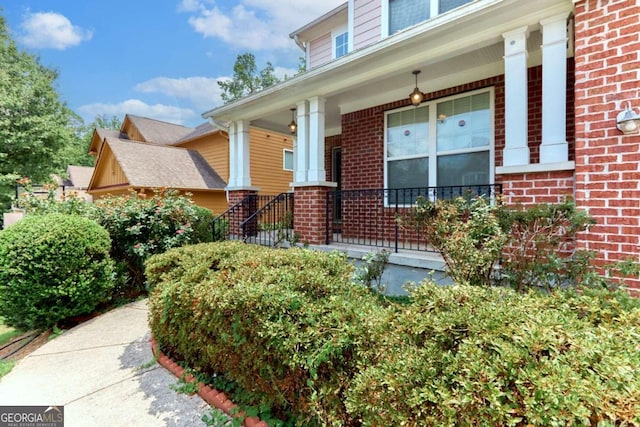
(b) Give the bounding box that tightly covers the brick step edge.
[150,337,268,427]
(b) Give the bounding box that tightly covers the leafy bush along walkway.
[148,242,640,426]
[0,300,210,426]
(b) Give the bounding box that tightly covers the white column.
[236,119,252,188]
[295,101,309,183]
[502,26,530,166]
[540,14,569,163]
[307,96,326,182]
[227,122,238,188]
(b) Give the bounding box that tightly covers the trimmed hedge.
[147,242,383,426]
[0,214,115,330]
[148,243,640,426]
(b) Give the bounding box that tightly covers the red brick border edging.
[150,338,267,427]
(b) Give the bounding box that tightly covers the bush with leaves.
[408,196,507,286]
[496,200,596,292]
[0,213,114,330]
[346,282,640,426]
[148,242,384,426]
[92,188,211,291]
[13,177,95,217]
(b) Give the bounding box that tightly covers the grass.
[0,317,23,379]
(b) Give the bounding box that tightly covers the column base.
[540,141,568,164]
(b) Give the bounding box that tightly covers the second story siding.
[354,0,382,49]
[309,33,333,68]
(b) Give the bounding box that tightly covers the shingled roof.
[176,122,217,144]
[65,165,95,189]
[105,138,226,190]
[125,115,194,145]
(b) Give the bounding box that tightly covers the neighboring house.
[57,165,95,202]
[87,114,294,214]
[203,0,640,291]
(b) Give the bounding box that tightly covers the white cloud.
[78,99,198,126]
[19,12,93,50]
[135,76,226,110]
[182,0,345,51]
[273,66,299,80]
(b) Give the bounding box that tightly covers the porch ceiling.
[203,0,573,135]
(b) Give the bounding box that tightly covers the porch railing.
[211,194,278,241]
[241,192,294,247]
[325,184,502,253]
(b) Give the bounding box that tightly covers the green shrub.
[345,282,640,426]
[408,196,507,286]
[92,188,208,290]
[14,177,95,217]
[497,200,596,292]
[148,242,385,426]
[0,213,115,330]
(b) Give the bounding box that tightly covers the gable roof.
[176,122,217,144]
[65,165,95,189]
[104,138,226,190]
[124,115,194,145]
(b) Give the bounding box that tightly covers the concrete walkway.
[0,300,211,427]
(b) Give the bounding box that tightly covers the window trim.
[332,25,349,59]
[283,149,294,171]
[382,0,473,37]
[383,87,495,205]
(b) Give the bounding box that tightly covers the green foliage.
[148,242,383,426]
[13,177,95,217]
[497,200,596,292]
[353,250,390,294]
[0,213,115,330]
[218,53,280,104]
[202,408,232,427]
[61,114,122,167]
[409,196,506,286]
[149,243,640,425]
[91,188,210,291]
[345,282,640,426]
[0,14,80,211]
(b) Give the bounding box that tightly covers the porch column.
[502,26,530,166]
[540,14,569,163]
[295,100,309,183]
[227,122,238,188]
[236,119,252,188]
[307,96,327,182]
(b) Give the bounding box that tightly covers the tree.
[0,13,78,210]
[218,53,280,104]
[59,114,123,168]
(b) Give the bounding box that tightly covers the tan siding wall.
[190,191,228,215]
[250,128,294,195]
[354,0,382,49]
[122,120,145,142]
[309,33,333,69]
[92,145,128,189]
[178,132,229,183]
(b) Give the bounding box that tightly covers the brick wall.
[499,171,575,205]
[293,186,330,245]
[573,0,640,291]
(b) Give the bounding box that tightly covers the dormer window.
[388,0,473,35]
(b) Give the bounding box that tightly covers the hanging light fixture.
[288,108,297,134]
[409,70,423,106]
[616,102,640,135]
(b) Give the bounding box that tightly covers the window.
[334,31,348,58]
[283,149,294,171]
[385,89,493,202]
[388,0,473,34]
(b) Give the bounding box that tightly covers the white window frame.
[382,0,472,37]
[283,149,294,171]
[332,25,349,59]
[383,87,495,206]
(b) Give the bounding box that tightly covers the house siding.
[249,128,294,196]
[178,132,229,184]
[309,33,333,69]
[573,0,640,292]
[353,0,382,50]
[92,145,128,189]
[190,191,228,214]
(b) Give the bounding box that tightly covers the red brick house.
[203,0,640,291]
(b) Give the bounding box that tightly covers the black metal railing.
[241,192,294,247]
[325,184,502,252]
[211,194,277,241]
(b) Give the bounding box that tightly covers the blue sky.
[2,0,344,127]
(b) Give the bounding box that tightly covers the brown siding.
[250,128,294,195]
[91,145,128,189]
[190,191,228,214]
